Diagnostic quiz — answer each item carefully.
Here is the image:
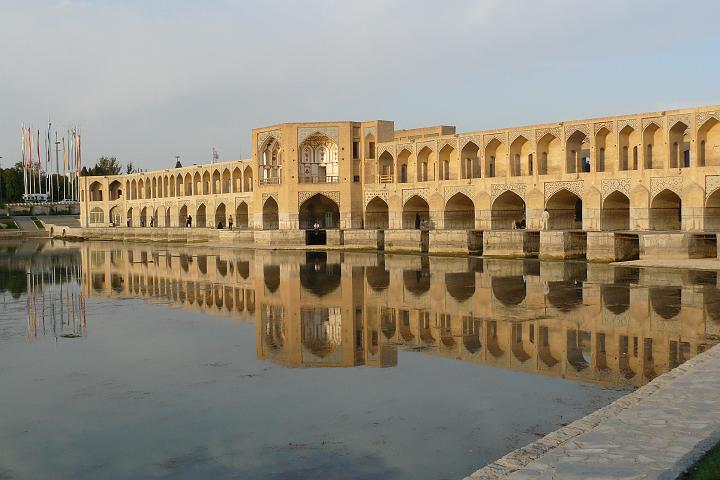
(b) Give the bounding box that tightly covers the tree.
[91,156,122,176]
[126,162,135,174]
[175,160,182,168]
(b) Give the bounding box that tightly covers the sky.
[1,0,719,171]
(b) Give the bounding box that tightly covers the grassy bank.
[682,441,720,479]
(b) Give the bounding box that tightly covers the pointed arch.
[397,148,412,183]
[377,151,394,183]
[461,141,480,179]
[299,194,340,229]
[416,146,434,182]
[537,133,561,175]
[215,203,226,228]
[243,166,253,192]
[602,191,630,231]
[546,189,582,230]
[698,117,720,167]
[444,193,474,229]
[263,197,279,230]
[366,196,389,229]
[595,127,613,172]
[196,203,207,228]
[509,135,531,177]
[566,130,590,173]
[491,191,526,230]
[402,195,430,229]
[650,189,681,230]
[235,202,249,228]
[484,138,506,178]
[438,144,457,180]
[643,122,664,169]
[232,167,242,192]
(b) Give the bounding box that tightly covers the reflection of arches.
[263,265,280,293]
[399,310,413,341]
[299,194,340,229]
[511,324,530,362]
[601,191,630,231]
[546,189,582,230]
[566,330,590,371]
[462,318,482,353]
[650,287,681,319]
[402,195,429,229]
[491,276,526,306]
[381,308,396,339]
[445,272,475,302]
[486,321,504,358]
[366,197,389,229]
[546,281,583,312]
[650,189,681,231]
[300,257,341,296]
[601,284,630,315]
[444,193,474,229]
[301,307,340,358]
[366,264,389,291]
[419,312,435,344]
[703,285,720,324]
[538,326,558,367]
[263,197,279,230]
[491,191,525,230]
[403,268,430,296]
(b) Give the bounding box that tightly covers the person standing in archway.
[541,209,550,230]
[228,215,233,230]
[415,213,421,229]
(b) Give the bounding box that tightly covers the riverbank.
[615,258,720,271]
[466,343,720,479]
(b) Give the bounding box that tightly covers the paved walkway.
[466,344,720,479]
[11,216,38,231]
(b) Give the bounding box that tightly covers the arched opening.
[444,193,474,229]
[179,205,188,227]
[262,197,279,230]
[566,330,591,372]
[416,146,433,182]
[537,133,561,175]
[566,130,590,173]
[126,207,134,227]
[215,203,226,228]
[438,144,456,180]
[184,173,192,195]
[108,206,121,226]
[439,315,454,348]
[618,125,639,170]
[139,207,148,227]
[301,308,342,360]
[89,206,105,224]
[546,189,582,230]
[445,272,475,302]
[402,195,430,229]
[511,324,530,362]
[491,276,526,306]
[174,175,181,197]
[486,321,504,358]
[650,287,681,319]
[196,204,207,228]
[491,191,526,230]
[236,202,249,228]
[509,136,531,177]
[650,189,681,231]
[669,122,690,168]
[601,191,630,231]
[484,138,506,178]
[145,179,151,198]
[243,166,253,191]
[698,117,720,167]
[366,197,389,229]
[218,169,228,193]
[595,127,613,172]
[131,180,138,199]
[164,206,171,227]
[89,181,103,201]
[643,122,664,169]
[152,177,157,198]
[299,194,340,229]
[202,171,211,195]
[232,168,242,192]
[298,134,337,183]
[193,172,201,195]
[260,138,282,184]
[461,141,480,179]
[397,148,411,183]
[377,151,394,183]
[109,180,122,200]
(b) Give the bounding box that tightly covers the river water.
[0,239,717,480]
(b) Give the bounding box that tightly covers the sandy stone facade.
[79,105,720,257]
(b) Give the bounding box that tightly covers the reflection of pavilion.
[79,243,719,386]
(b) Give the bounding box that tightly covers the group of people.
[217,215,233,230]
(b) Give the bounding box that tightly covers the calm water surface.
[0,240,717,480]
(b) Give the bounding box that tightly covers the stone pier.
[483,231,539,258]
[639,232,718,260]
[343,229,383,250]
[586,232,640,263]
[384,229,427,253]
[539,231,587,260]
[429,230,482,255]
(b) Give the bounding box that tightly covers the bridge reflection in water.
[79,243,720,388]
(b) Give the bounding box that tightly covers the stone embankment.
[466,343,720,480]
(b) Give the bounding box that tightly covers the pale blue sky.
[1,0,719,170]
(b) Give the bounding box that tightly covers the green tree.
[90,156,121,176]
[126,162,135,174]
